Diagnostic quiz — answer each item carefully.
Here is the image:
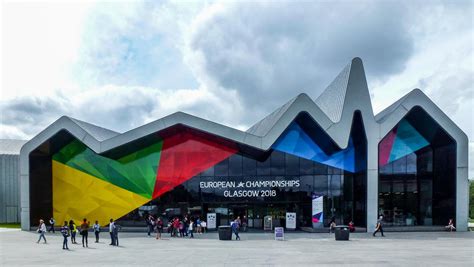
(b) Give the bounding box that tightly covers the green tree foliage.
[470,181,474,220]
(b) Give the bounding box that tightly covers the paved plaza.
[0,229,473,266]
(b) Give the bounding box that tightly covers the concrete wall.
[0,154,20,223]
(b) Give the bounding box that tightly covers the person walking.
[329,218,337,233]
[36,219,47,244]
[235,216,242,227]
[93,220,100,243]
[155,217,163,240]
[172,217,179,237]
[80,218,89,247]
[146,214,155,237]
[109,218,116,246]
[179,220,185,237]
[196,217,201,234]
[113,222,120,246]
[60,221,70,250]
[242,216,248,232]
[373,215,385,237]
[48,218,56,233]
[69,220,78,244]
[231,219,240,241]
[201,220,207,233]
[188,220,194,238]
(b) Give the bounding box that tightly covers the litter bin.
[334,226,350,241]
[218,226,232,240]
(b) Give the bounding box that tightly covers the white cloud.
[1,1,94,99]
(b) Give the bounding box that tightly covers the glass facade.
[118,112,368,229]
[28,113,369,229]
[378,107,456,227]
[137,149,367,228]
[27,107,460,230]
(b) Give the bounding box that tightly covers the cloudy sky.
[1,0,473,176]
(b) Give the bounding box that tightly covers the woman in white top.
[188,220,194,238]
[37,219,47,243]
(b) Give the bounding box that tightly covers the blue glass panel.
[273,122,356,172]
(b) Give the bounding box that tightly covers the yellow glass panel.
[52,160,150,226]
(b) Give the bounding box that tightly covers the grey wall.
[0,154,20,223]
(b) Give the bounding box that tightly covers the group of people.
[36,217,119,250]
[328,217,356,233]
[329,216,384,236]
[145,214,208,239]
[36,214,458,250]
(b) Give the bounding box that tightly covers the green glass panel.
[52,140,163,198]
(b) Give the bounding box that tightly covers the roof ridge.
[67,117,120,141]
[246,93,305,136]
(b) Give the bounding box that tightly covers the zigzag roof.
[20,58,468,170]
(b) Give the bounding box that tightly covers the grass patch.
[0,223,21,228]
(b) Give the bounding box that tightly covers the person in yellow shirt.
[69,220,78,244]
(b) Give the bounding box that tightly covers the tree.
[470,180,474,221]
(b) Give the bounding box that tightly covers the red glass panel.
[379,127,397,166]
[152,131,237,198]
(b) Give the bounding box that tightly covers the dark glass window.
[243,156,257,176]
[314,162,327,174]
[256,157,271,176]
[229,155,242,176]
[392,156,407,174]
[329,174,343,197]
[285,153,299,175]
[270,151,285,175]
[214,158,229,176]
[299,158,314,175]
[299,175,313,194]
[314,175,328,196]
[378,115,456,227]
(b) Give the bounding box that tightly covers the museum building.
[19,58,469,231]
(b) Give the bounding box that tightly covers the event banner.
[312,193,324,228]
[199,177,300,198]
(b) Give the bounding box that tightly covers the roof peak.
[315,57,372,123]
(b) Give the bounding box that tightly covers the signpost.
[274,227,284,241]
[207,213,217,230]
[286,212,296,230]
